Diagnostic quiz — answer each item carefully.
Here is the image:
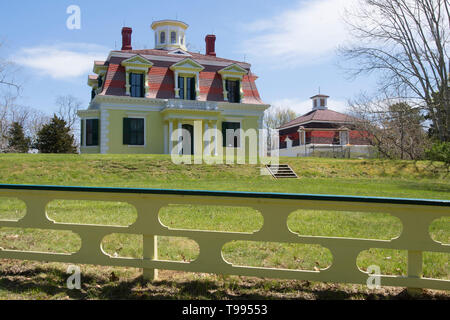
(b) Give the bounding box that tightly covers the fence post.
[407,250,423,296]
[143,235,158,281]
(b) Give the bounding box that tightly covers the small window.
[178,76,196,100]
[160,31,166,44]
[320,99,325,107]
[171,31,176,44]
[226,80,241,103]
[222,122,240,148]
[130,73,144,98]
[314,99,318,108]
[123,118,144,146]
[180,35,184,45]
[86,119,99,146]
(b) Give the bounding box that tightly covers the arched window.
[171,31,176,44]
[160,31,166,44]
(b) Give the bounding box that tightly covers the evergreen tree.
[35,115,77,153]
[6,122,30,153]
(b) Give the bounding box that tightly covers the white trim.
[100,109,109,154]
[279,119,354,131]
[106,51,252,69]
[164,123,168,154]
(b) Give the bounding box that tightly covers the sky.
[0,0,377,117]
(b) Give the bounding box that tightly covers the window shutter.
[92,119,99,146]
[80,119,84,146]
[190,77,196,100]
[178,76,184,99]
[123,118,130,144]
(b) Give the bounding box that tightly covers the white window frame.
[125,114,147,148]
[82,117,100,148]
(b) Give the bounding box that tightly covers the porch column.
[194,120,203,163]
[168,120,173,154]
[174,71,180,98]
[164,122,168,154]
[204,122,210,156]
[178,121,182,155]
[214,121,218,156]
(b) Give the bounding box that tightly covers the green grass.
[0,153,448,299]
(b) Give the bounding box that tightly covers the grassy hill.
[0,153,448,199]
[0,154,448,299]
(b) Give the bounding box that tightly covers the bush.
[34,115,77,154]
[425,142,450,165]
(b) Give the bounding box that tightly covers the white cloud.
[242,0,357,67]
[13,43,109,79]
[270,97,348,116]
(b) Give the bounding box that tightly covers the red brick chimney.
[205,34,216,56]
[121,27,132,50]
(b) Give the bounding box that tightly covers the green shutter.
[190,77,196,100]
[80,119,84,146]
[92,119,99,146]
[123,118,130,145]
[179,76,184,99]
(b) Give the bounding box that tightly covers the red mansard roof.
[278,109,357,129]
[96,49,264,105]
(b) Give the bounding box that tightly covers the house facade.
[277,94,371,157]
[78,20,269,157]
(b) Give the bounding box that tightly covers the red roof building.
[277,95,370,149]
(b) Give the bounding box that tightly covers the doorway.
[182,124,194,155]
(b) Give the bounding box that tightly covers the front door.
[182,124,194,155]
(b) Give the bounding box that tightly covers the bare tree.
[341,0,450,142]
[264,106,297,130]
[349,93,429,159]
[55,95,83,130]
[264,106,297,151]
[55,94,83,147]
[0,42,21,97]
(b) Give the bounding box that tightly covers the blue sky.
[0,0,376,116]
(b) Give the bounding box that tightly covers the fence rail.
[0,184,448,291]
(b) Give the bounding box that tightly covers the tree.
[35,115,77,153]
[349,94,430,159]
[6,122,30,153]
[264,106,298,130]
[341,0,450,142]
[55,95,82,130]
[263,106,297,151]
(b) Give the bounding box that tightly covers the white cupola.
[311,94,329,110]
[151,20,188,51]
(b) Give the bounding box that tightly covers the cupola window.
[160,31,166,44]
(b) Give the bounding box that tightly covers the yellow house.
[78,20,269,158]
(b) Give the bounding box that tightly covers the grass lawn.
[0,154,448,299]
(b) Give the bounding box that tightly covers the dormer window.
[171,31,177,44]
[218,64,248,103]
[169,58,204,100]
[130,73,144,98]
[178,76,196,100]
[160,31,166,44]
[225,80,241,103]
[120,55,153,98]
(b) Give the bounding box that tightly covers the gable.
[218,63,248,80]
[121,55,153,69]
[169,58,204,72]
